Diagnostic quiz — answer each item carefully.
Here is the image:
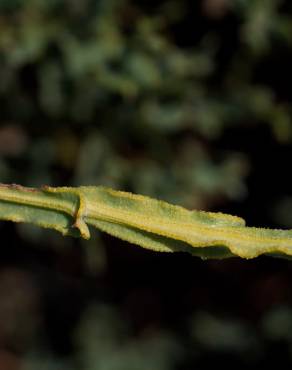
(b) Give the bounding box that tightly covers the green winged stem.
[1,183,292,259]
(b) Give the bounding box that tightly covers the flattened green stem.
[0,183,81,236]
[1,183,292,259]
[0,184,72,212]
[42,185,90,239]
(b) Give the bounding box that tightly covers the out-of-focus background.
[1,0,292,368]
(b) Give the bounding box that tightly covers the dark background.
[1,0,292,369]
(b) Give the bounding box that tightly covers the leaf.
[1,183,292,259]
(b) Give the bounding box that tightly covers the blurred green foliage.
[1,0,291,207]
[1,0,292,369]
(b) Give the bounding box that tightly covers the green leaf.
[1,183,292,259]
